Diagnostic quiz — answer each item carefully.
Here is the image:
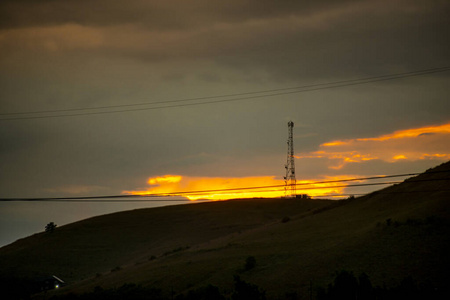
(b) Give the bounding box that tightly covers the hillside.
[1,161,450,299]
[0,196,333,292]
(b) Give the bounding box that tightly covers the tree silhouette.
[232,276,266,300]
[176,284,224,300]
[330,270,358,299]
[358,272,375,300]
[45,222,57,233]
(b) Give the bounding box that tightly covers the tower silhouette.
[284,121,296,198]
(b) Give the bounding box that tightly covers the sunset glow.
[299,123,450,169]
[393,155,407,160]
[1,0,449,258]
[148,175,182,185]
[122,123,450,200]
[323,123,450,146]
[124,175,352,201]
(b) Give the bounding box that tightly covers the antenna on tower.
[284,121,296,198]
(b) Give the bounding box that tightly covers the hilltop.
[1,161,449,299]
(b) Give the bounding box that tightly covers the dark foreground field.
[1,162,449,299]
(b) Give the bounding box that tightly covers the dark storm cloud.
[0,0,449,191]
[1,1,450,248]
[2,0,448,81]
[0,0,357,29]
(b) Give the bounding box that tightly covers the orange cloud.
[148,175,182,185]
[392,154,407,160]
[300,123,450,169]
[124,123,450,200]
[322,123,450,146]
[124,175,352,200]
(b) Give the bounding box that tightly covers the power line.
[3,66,448,116]
[118,171,450,197]
[1,183,449,202]
[0,198,206,203]
[1,170,448,202]
[312,189,450,198]
[181,178,450,198]
[1,66,449,121]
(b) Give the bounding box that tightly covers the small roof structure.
[39,275,65,291]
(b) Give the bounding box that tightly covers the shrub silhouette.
[316,271,444,300]
[175,284,224,300]
[318,270,373,300]
[45,222,57,233]
[328,270,358,299]
[281,216,291,223]
[244,256,256,271]
[357,273,374,300]
[232,276,266,300]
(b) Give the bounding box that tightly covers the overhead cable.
[1,170,448,202]
[1,66,449,121]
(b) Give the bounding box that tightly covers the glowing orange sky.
[124,123,450,201]
[124,175,352,201]
[300,122,450,169]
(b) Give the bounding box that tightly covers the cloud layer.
[0,1,449,196]
[124,123,450,200]
[124,174,352,200]
[298,123,450,171]
[2,0,449,81]
[1,0,449,247]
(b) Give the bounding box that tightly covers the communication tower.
[284,121,296,198]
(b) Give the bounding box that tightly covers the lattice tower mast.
[285,121,296,198]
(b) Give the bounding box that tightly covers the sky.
[1,0,449,247]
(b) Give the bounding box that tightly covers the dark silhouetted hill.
[1,161,449,299]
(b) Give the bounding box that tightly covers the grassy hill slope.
[1,162,449,299]
[0,195,332,283]
[81,162,449,299]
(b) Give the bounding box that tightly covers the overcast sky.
[1,0,449,247]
